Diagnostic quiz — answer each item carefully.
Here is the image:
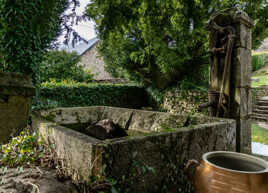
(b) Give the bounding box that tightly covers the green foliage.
[32,80,147,110]
[40,50,93,83]
[161,85,208,116]
[252,52,268,72]
[145,83,208,113]
[0,0,68,84]
[0,130,44,167]
[86,0,268,89]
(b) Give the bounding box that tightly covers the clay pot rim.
[203,151,268,174]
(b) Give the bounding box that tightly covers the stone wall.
[78,44,113,80]
[32,106,236,193]
[162,89,208,115]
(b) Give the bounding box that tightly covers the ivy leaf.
[111,186,118,193]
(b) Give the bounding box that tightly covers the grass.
[251,123,268,145]
[251,74,268,87]
[251,51,268,87]
[252,51,268,55]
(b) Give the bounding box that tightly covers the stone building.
[61,37,113,80]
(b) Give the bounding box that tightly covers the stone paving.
[252,121,268,156]
[252,142,268,156]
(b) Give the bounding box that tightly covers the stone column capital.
[207,7,254,28]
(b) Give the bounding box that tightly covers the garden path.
[252,142,268,156]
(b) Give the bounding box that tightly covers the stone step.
[251,116,268,122]
[253,105,268,110]
[257,99,268,102]
[253,109,268,114]
[251,113,268,121]
[252,112,268,117]
[259,96,268,101]
[257,100,268,105]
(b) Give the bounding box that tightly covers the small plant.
[0,130,44,167]
[0,129,63,170]
[0,128,72,184]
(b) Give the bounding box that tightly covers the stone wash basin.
[32,106,236,193]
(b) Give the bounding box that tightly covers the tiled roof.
[59,37,99,55]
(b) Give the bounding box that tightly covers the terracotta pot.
[185,151,268,193]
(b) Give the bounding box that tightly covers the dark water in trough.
[61,123,148,139]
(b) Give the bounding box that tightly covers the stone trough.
[32,106,236,193]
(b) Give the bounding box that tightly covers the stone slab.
[0,72,35,96]
[234,23,252,49]
[232,48,252,87]
[0,96,31,144]
[236,119,252,154]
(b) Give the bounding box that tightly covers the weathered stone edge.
[0,85,36,96]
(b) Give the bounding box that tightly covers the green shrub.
[252,53,268,72]
[0,130,45,167]
[32,80,147,110]
[87,1,268,89]
[0,0,68,84]
[145,83,208,113]
[162,87,208,116]
[40,50,93,83]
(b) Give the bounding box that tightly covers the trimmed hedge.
[32,81,148,110]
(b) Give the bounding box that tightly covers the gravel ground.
[0,168,78,193]
[252,142,268,156]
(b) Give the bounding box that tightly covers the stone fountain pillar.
[207,8,254,153]
[0,72,35,144]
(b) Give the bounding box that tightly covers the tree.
[40,50,93,83]
[0,0,68,83]
[86,0,268,89]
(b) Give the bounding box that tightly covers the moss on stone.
[42,113,56,122]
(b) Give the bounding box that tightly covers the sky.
[58,0,96,44]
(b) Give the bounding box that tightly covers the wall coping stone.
[0,72,35,96]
